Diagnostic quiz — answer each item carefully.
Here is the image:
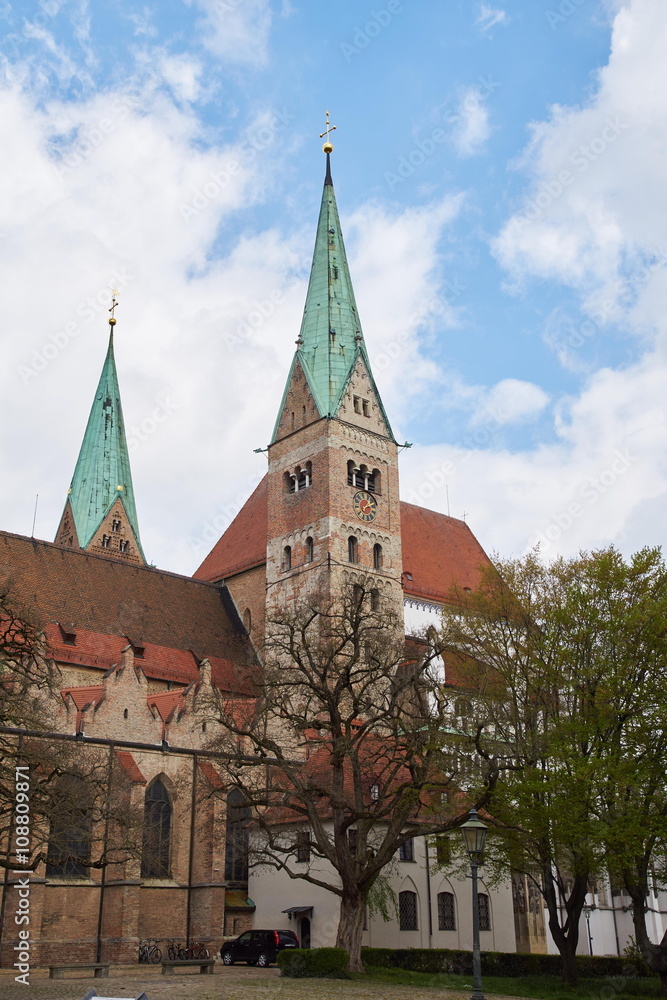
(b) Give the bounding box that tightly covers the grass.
[358,965,662,1000]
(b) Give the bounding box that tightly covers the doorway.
[299,916,311,949]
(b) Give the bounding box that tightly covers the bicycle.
[188,942,210,959]
[138,938,162,963]
[167,939,187,960]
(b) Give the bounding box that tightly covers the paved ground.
[0,962,525,1000]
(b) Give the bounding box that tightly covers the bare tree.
[0,592,145,875]
[209,579,497,972]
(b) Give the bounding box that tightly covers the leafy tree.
[438,546,667,987]
[209,579,497,972]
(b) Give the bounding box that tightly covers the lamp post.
[459,807,488,1000]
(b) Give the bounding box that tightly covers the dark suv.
[220,928,299,967]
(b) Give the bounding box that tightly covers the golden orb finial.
[109,290,119,328]
[320,110,336,154]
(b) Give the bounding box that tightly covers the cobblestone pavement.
[0,963,532,1000]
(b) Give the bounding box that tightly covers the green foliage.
[623,937,652,977]
[438,546,667,981]
[277,947,351,978]
[366,873,396,922]
[360,966,661,999]
[361,948,653,979]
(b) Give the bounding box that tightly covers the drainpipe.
[186,754,198,948]
[424,837,433,939]
[96,744,115,963]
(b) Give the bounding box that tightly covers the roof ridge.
[0,529,227,590]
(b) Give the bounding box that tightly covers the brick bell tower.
[266,139,403,624]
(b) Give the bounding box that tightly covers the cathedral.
[0,147,532,966]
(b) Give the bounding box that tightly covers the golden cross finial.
[320,110,336,152]
[109,290,118,327]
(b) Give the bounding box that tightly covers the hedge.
[361,948,651,979]
[277,947,351,978]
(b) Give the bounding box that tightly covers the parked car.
[220,928,299,967]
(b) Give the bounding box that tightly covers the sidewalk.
[0,963,527,1000]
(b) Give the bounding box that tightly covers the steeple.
[55,298,145,565]
[271,146,394,442]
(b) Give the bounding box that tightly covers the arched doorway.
[299,916,311,949]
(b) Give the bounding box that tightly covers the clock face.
[353,490,377,522]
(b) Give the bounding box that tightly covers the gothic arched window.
[141,778,172,878]
[45,775,92,878]
[348,536,358,564]
[225,788,250,882]
[438,891,456,931]
[399,890,418,930]
[373,543,383,570]
[478,893,491,930]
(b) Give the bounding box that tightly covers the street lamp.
[459,807,488,1000]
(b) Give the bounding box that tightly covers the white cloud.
[159,54,202,103]
[401,0,667,562]
[475,5,509,34]
[470,379,549,428]
[0,68,468,574]
[185,0,273,65]
[450,87,491,157]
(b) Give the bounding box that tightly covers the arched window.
[45,775,92,878]
[305,537,314,563]
[438,891,456,930]
[373,543,383,570]
[284,471,296,494]
[478,893,491,930]
[243,608,252,634]
[225,788,250,882]
[283,545,292,572]
[348,536,358,563]
[141,778,172,878]
[297,461,312,490]
[399,890,418,930]
[371,469,381,494]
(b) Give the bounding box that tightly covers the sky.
[1,0,666,575]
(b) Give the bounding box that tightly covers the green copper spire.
[58,317,145,561]
[272,150,394,442]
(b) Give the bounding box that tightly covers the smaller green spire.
[58,316,145,562]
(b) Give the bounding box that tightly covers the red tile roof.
[399,502,491,604]
[115,750,147,784]
[195,481,491,603]
[199,759,225,790]
[195,476,268,582]
[61,685,105,711]
[147,690,186,724]
[44,622,250,692]
[0,530,257,693]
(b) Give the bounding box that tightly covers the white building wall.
[544,883,667,958]
[249,831,516,954]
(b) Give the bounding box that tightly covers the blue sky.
[1,0,666,573]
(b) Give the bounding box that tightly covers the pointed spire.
[271,141,394,442]
[55,299,145,563]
